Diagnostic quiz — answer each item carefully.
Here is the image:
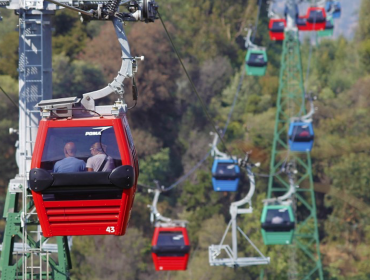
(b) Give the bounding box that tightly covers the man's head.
[64,142,77,157]
[90,142,107,156]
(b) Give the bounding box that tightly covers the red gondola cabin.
[151,223,191,271]
[268,19,286,41]
[30,110,139,237]
[296,16,310,31]
[305,7,326,31]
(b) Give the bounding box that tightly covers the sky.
[272,0,361,40]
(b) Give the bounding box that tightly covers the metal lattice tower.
[0,3,72,279]
[265,26,324,280]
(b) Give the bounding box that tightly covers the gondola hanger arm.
[285,0,300,30]
[210,132,230,160]
[230,164,256,217]
[276,173,297,202]
[209,159,270,267]
[267,0,281,19]
[148,187,172,224]
[291,95,316,123]
[263,165,298,204]
[81,17,137,111]
[43,0,158,113]
[244,28,258,50]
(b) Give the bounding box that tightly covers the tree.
[0,32,18,79]
[52,54,106,99]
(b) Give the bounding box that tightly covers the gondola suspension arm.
[263,165,298,205]
[209,159,270,268]
[81,17,141,111]
[210,133,236,160]
[42,0,158,113]
[148,185,172,224]
[267,0,280,19]
[291,95,316,123]
[244,28,258,49]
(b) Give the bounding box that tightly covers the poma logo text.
[85,131,101,136]
[85,126,111,136]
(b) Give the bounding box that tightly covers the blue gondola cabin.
[212,159,240,192]
[325,1,341,19]
[288,122,314,152]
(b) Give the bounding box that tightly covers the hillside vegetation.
[0,0,369,279]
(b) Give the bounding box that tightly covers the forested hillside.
[0,0,369,279]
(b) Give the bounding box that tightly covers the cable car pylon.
[263,0,323,279]
[209,155,270,268]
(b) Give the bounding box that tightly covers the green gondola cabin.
[261,204,295,245]
[318,18,334,37]
[245,49,268,76]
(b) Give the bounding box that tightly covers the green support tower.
[263,17,324,280]
[0,190,71,280]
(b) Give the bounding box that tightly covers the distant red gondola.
[305,7,326,31]
[30,103,139,237]
[269,19,286,41]
[296,16,310,31]
[151,223,190,271]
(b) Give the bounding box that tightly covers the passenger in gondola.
[87,142,115,172]
[271,215,284,224]
[298,130,310,138]
[270,209,289,224]
[53,142,86,173]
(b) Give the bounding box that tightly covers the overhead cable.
[0,85,18,109]
[251,0,263,42]
[151,2,265,191]
[158,10,232,157]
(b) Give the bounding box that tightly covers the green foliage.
[0,0,369,279]
[70,228,153,280]
[0,32,18,78]
[358,38,370,72]
[0,75,19,189]
[179,169,224,244]
[138,148,171,186]
[160,0,257,66]
[356,0,370,42]
[0,9,18,36]
[52,54,106,98]
[52,10,89,59]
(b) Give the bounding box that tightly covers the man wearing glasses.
[87,142,115,172]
